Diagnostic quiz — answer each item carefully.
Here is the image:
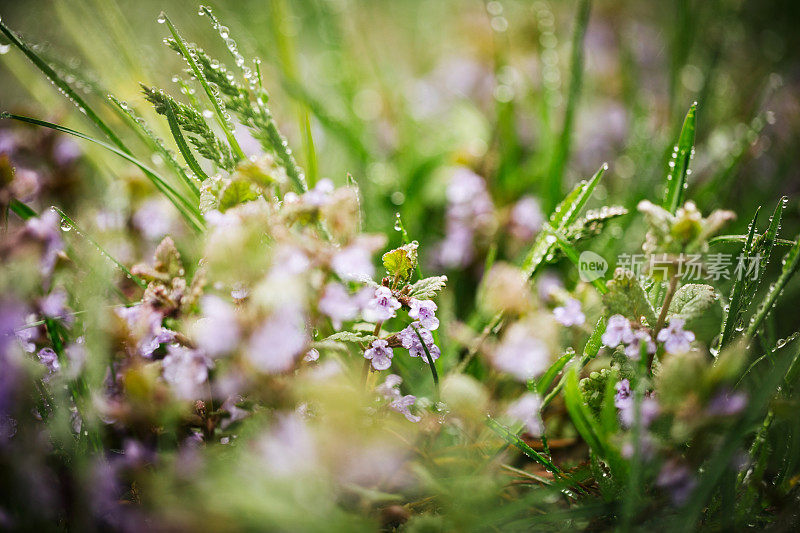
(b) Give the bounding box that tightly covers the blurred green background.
[2,0,800,332]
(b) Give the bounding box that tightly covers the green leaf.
[407,275,448,300]
[382,242,419,284]
[163,97,211,183]
[668,283,721,342]
[662,102,697,214]
[522,164,606,279]
[544,225,608,294]
[534,348,576,395]
[219,180,259,212]
[603,269,657,325]
[9,198,36,220]
[564,205,628,243]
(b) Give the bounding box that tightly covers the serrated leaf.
[662,102,697,214]
[219,180,259,212]
[322,331,377,344]
[565,205,628,243]
[603,269,657,325]
[382,242,418,284]
[668,283,722,342]
[407,275,448,299]
[522,164,606,279]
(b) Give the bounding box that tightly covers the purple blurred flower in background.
[248,311,308,373]
[332,244,374,282]
[657,319,695,354]
[509,196,544,241]
[657,459,697,506]
[602,315,633,348]
[706,388,747,416]
[506,393,544,436]
[492,326,549,381]
[319,282,360,328]
[194,295,240,357]
[161,345,211,400]
[553,298,585,327]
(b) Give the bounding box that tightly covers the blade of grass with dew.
[412,325,439,401]
[51,206,147,289]
[546,0,592,212]
[159,12,245,162]
[720,197,786,348]
[662,102,697,214]
[523,163,607,279]
[108,95,201,197]
[533,348,576,395]
[0,18,126,150]
[676,339,800,529]
[718,208,760,348]
[709,235,795,247]
[747,231,800,338]
[544,224,608,294]
[2,114,204,231]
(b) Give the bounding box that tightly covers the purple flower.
[492,325,549,381]
[116,304,170,357]
[408,298,439,330]
[706,389,747,416]
[53,137,81,166]
[364,339,393,371]
[258,414,317,477]
[657,459,697,506]
[510,196,544,240]
[602,315,634,348]
[435,225,474,268]
[161,345,211,400]
[332,244,374,282]
[303,178,335,207]
[318,283,359,328]
[506,393,544,436]
[37,347,60,377]
[614,379,631,409]
[26,211,63,278]
[362,286,401,323]
[193,295,240,357]
[133,199,175,241]
[657,319,695,354]
[389,395,421,423]
[376,374,420,422]
[624,330,656,360]
[616,382,660,429]
[248,311,308,373]
[398,323,440,363]
[553,298,585,327]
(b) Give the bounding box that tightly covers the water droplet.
[60,219,72,232]
[218,26,230,38]
[0,44,10,55]
[157,12,167,24]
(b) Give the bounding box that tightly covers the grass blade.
[159,12,245,162]
[718,208,760,348]
[544,224,608,294]
[0,18,125,150]
[2,114,204,231]
[163,98,211,183]
[662,102,697,214]
[747,231,800,338]
[9,198,36,220]
[522,163,607,279]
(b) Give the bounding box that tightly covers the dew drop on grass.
[0,44,10,55]
[394,213,402,231]
[60,219,72,232]
[157,13,167,24]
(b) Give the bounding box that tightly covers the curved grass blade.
[108,95,201,198]
[522,163,607,279]
[159,12,245,162]
[662,102,697,214]
[533,348,576,395]
[747,231,800,338]
[2,114,204,231]
[544,224,608,294]
[412,325,439,400]
[718,208,760,348]
[709,235,795,247]
[51,206,147,289]
[163,98,211,183]
[0,18,126,150]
